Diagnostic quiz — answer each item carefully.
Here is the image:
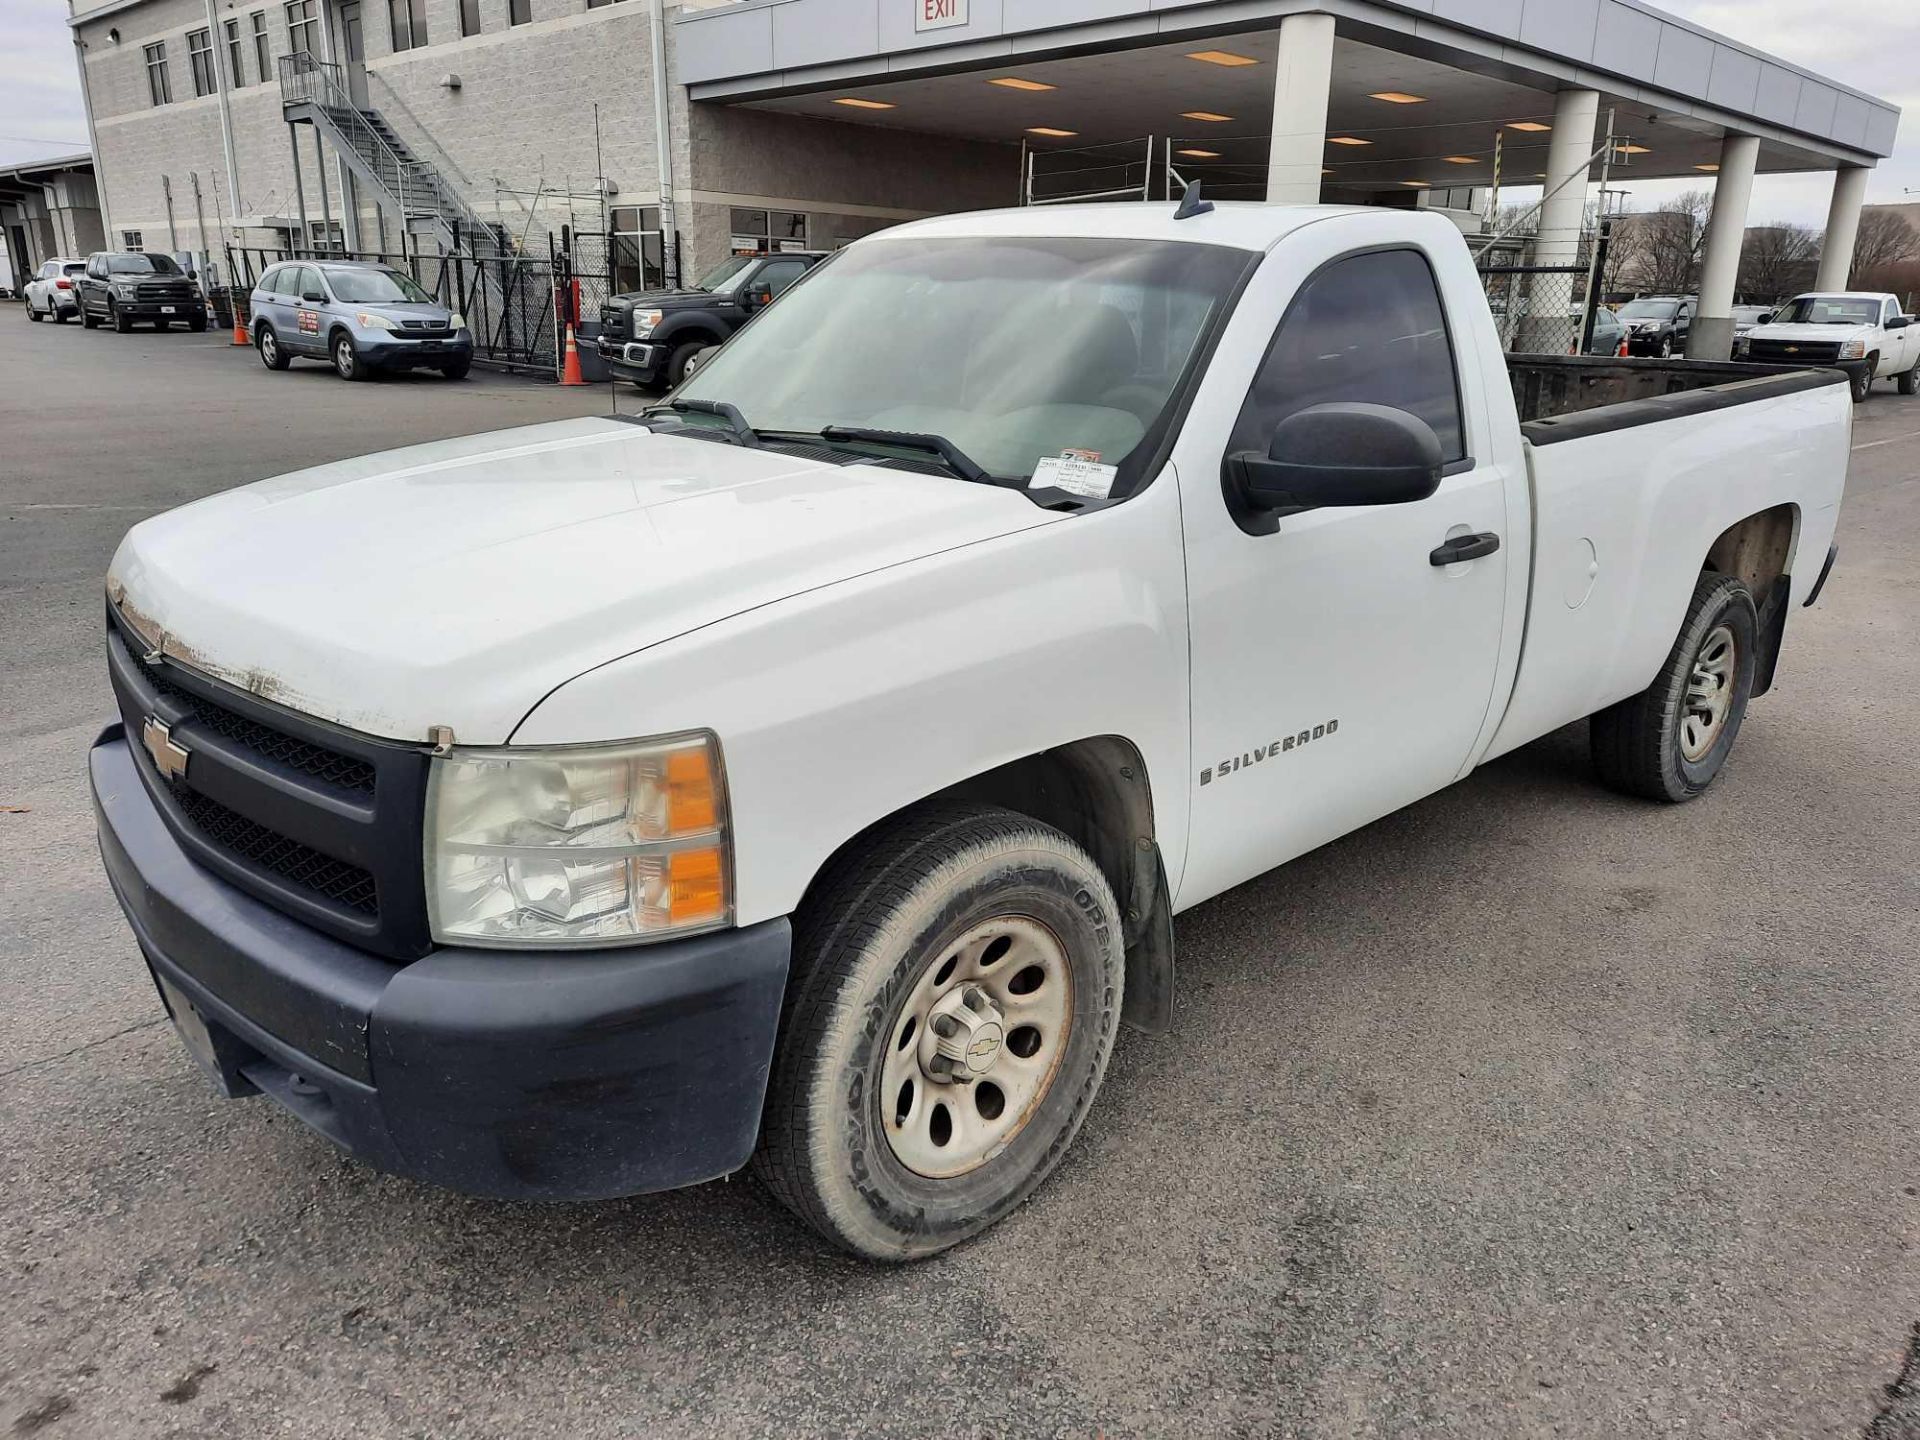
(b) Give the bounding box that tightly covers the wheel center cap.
[922,984,1007,1083]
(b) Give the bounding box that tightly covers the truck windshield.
[671,235,1253,489]
[325,268,433,304]
[693,256,755,293]
[107,253,183,275]
[1618,299,1681,321]
[1771,296,1881,326]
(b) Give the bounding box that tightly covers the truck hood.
[108,417,1058,744]
[1745,322,1873,345]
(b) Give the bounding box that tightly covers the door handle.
[1430,531,1500,566]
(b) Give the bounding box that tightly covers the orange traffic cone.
[560,322,586,385]
[231,305,250,347]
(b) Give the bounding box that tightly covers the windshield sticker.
[1032,454,1117,499]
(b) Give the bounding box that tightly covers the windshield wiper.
[816,425,992,485]
[648,398,762,448]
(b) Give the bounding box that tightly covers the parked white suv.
[1737,291,1920,402]
[24,256,86,323]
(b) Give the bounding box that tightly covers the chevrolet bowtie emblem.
[142,716,191,782]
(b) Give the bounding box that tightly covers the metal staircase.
[278,53,510,258]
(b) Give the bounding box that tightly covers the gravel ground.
[2,314,1917,1439]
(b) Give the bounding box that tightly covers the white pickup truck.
[1736,290,1920,402]
[93,200,1850,1260]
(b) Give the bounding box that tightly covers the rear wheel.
[256,324,290,370]
[753,804,1125,1261]
[153,320,169,332]
[82,303,99,330]
[1591,571,1759,802]
[52,306,68,324]
[1898,360,1919,396]
[188,316,207,334]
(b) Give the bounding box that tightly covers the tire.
[53,308,68,325]
[332,331,372,381]
[82,305,99,330]
[27,300,41,322]
[1898,361,1918,397]
[188,316,207,334]
[753,803,1126,1261]
[440,356,471,380]
[1591,571,1759,803]
[1851,359,1877,403]
[1658,334,1673,359]
[256,324,290,370]
[666,339,713,386]
[112,303,132,334]
[154,320,169,332]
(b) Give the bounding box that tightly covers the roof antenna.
[1172,178,1213,221]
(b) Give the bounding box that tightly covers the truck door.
[1174,232,1514,909]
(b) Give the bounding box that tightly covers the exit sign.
[916,0,966,31]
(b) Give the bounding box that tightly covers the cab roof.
[869,201,1389,254]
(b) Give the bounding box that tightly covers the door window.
[755,259,808,296]
[1230,247,1466,463]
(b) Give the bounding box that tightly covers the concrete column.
[1689,132,1760,360]
[1519,87,1599,353]
[1264,13,1335,205]
[1815,165,1871,291]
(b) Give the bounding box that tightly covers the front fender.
[510,474,1195,928]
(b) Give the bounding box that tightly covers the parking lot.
[3,313,1918,1439]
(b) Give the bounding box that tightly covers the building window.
[122,230,145,251]
[144,42,173,106]
[727,208,807,255]
[509,0,530,21]
[187,28,216,97]
[459,0,480,35]
[224,18,246,85]
[388,0,428,50]
[310,220,345,253]
[610,206,664,293]
[285,0,320,55]
[251,12,271,82]
[586,0,627,9]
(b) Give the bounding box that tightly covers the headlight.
[356,312,397,330]
[1733,337,1750,357]
[113,282,138,298]
[633,308,664,337]
[1839,338,1867,360]
[425,732,731,947]
[449,312,466,331]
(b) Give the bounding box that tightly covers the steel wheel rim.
[335,340,353,376]
[879,915,1074,1179]
[1681,622,1737,761]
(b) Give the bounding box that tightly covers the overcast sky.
[2,0,1914,224]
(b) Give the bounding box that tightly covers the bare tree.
[1606,190,1714,296]
[1850,210,1920,289]
[1738,222,1818,304]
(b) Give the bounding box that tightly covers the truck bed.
[1508,355,1847,443]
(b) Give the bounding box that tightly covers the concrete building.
[68,0,1900,360]
[0,154,106,281]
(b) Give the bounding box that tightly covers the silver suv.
[250,260,472,381]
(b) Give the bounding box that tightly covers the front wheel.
[333,332,373,381]
[26,300,41,322]
[1658,334,1673,359]
[753,804,1125,1261]
[1591,571,1759,802]
[1851,359,1877,403]
[665,339,712,386]
[440,356,471,380]
[112,304,132,334]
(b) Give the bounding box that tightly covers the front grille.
[107,604,434,959]
[399,319,449,333]
[601,304,628,339]
[135,282,194,301]
[1748,339,1842,363]
[172,786,379,915]
[135,652,374,797]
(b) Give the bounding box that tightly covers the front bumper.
[1624,331,1676,355]
[91,725,790,1200]
[117,300,207,320]
[357,334,473,369]
[596,336,667,385]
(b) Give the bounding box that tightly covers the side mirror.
[742,282,773,309]
[302,290,326,303]
[1225,403,1444,531]
[1887,315,1912,330]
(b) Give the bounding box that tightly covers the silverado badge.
[142,716,191,782]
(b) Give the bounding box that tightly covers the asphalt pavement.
[2,313,1917,1439]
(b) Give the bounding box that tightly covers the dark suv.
[598,251,825,388]
[1615,294,1696,357]
[78,251,208,333]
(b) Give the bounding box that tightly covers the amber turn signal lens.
[666,748,717,832]
[670,846,727,923]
